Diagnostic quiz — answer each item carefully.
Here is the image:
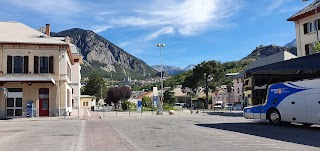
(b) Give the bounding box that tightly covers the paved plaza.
[0,109,319,151]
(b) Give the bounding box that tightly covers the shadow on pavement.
[196,122,320,148]
[204,111,243,117]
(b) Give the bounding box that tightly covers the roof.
[234,51,296,79]
[245,52,320,76]
[287,1,320,21]
[0,21,67,45]
[0,76,55,84]
[81,95,96,98]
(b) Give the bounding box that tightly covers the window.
[40,57,49,73]
[7,56,28,74]
[83,102,86,106]
[86,102,88,106]
[305,43,316,56]
[304,20,320,34]
[7,98,23,117]
[34,56,53,73]
[237,79,239,83]
[237,88,240,93]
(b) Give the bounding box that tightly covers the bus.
[243,78,320,126]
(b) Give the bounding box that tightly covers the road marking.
[75,120,86,151]
[87,109,91,117]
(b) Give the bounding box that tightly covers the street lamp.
[157,43,165,115]
[303,0,320,42]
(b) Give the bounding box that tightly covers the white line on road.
[87,109,91,117]
[74,120,86,151]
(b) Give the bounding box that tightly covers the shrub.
[121,101,131,111]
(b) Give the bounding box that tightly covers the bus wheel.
[302,123,312,127]
[268,109,281,125]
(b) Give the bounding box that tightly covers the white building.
[288,1,320,56]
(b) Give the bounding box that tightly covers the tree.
[163,90,176,105]
[82,72,107,100]
[142,96,151,107]
[182,61,224,109]
[313,42,320,53]
[105,86,132,105]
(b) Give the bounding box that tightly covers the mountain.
[152,64,196,75]
[52,28,156,80]
[183,64,195,71]
[242,44,297,61]
[152,65,184,75]
[284,39,296,48]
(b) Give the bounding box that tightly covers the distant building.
[80,95,96,108]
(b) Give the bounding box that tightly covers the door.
[281,94,307,123]
[306,94,320,124]
[39,98,49,116]
[6,89,23,118]
[39,88,49,116]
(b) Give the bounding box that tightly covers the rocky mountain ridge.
[152,64,195,75]
[51,28,156,80]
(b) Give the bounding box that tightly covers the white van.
[213,101,223,109]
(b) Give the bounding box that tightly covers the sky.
[0,0,312,68]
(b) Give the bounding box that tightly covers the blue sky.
[0,0,312,68]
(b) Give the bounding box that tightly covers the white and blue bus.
[244,79,320,126]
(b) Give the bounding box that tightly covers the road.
[0,110,319,151]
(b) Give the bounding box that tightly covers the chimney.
[45,24,50,36]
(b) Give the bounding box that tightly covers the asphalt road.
[102,112,320,151]
[0,111,319,151]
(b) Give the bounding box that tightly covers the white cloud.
[92,25,113,33]
[118,41,128,47]
[106,0,243,36]
[266,0,291,12]
[145,27,175,41]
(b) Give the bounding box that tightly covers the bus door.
[306,94,320,124]
[281,94,306,123]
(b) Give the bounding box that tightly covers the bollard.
[141,106,143,116]
[129,105,131,116]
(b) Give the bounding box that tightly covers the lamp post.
[157,43,165,115]
[303,0,320,42]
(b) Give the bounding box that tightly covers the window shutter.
[304,23,308,34]
[24,56,29,74]
[7,56,12,74]
[305,44,310,55]
[49,56,54,73]
[34,56,39,73]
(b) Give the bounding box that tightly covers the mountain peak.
[54,28,156,80]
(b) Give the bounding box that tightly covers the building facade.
[288,1,320,57]
[0,22,81,118]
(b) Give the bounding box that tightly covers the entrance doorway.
[39,88,49,116]
[6,88,23,118]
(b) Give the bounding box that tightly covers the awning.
[0,76,55,85]
[245,53,320,77]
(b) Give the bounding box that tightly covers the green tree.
[182,61,224,109]
[313,42,320,53]
[142,96,151,107]
[163,90,176,105]
[82,72,106,100]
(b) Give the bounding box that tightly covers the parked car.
[213,101,223,109]
[233,104,243,110]
[224,103,234,110]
